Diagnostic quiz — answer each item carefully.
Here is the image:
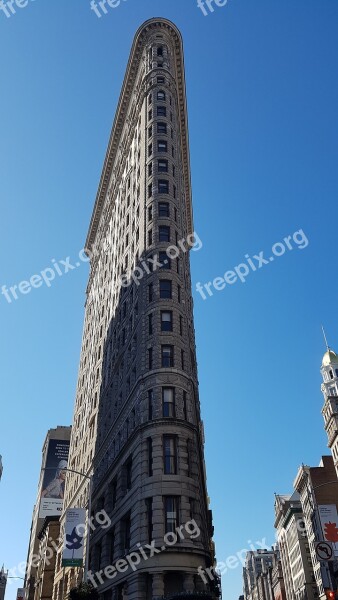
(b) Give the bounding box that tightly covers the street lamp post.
[41,467,93,582]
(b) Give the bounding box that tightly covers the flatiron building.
[54,18,219,600]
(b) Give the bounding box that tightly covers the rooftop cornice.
[85,18,193,254]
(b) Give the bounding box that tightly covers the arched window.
[330,370,334,380]
[157,90,166,101]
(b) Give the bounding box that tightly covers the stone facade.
[25,426,71,600]
[34,518,60,600]
[274,492,317,600]
[293,457,338,600]
[243,549,277,600]
[0,567,7,600]
[53,17,218,600]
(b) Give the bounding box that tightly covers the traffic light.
[325,589,335,600]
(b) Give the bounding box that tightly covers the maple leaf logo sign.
[66,527,83,550]
[324,522,338,543]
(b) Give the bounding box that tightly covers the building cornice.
[85,18,193,254]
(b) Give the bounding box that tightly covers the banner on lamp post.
[318,504,338,556]
[62,508,86,567]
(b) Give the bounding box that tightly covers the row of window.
[148,387,187,419]
[149,89,167,103]
[148,105,173,121]
[148,311,183,335]
[93,494,191,573]
[149,279,179,301]
[148,225,179,245]
[148,345,186,370]
[148,139,174,155]
[149,121,170,136]
[148,179,176,198]
[148,201,178,221]
[148,159,175,176]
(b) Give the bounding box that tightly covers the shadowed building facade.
[54,18,219,600]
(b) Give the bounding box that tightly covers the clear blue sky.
[1,1,338,599]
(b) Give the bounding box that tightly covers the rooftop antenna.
[321,325,330,351]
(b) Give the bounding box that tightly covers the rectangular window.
[157,46,163,57]
[148,162,153,176]
[109,529,115,563]
[159,251,171,269]
[161,311,173,332]
[148,229,153,246]
[148,184,152,199]
[174,207,177,222]
[145,497,153,543]
[148,204,153,221]
[125,457,132,491]
[157,106,167,117]
[159,202,170,217]
[177,285,181,303]
[158,180,169,194]
[159,225,170,242]
[164,436,177,474]
[157,90,166,101]
[187,438,191,475]
[163,387,175,417]
[173,165,176,177]
[158,140,167,152]
[181,349,185,370]
[110,479,117,509]
[158,159,168,173]
[148,283,153,302]
[157,122,167,134]
[148,389,153,420]
[164,496,179,533]
[160,279,172,299]
[148,313,153,335]
[179,316,183,336]
[148,348,153,370]
[173,185,176,199]
[157,76,165,83]
[162,345,174,367]
[122,514,131,551]
[148,93,152,105]
[148,125,152,138]
[148,109,152,121]
[147,438,153,476]
[183,391,187,420]
[148,143,153,157]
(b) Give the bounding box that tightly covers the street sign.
[315,541,334,562]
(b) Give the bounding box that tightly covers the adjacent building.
[294,456,338,600]
[25,426,71,600]
[0,567,7,600]
[54,17,219,600]
[243,548,278,600]
[274,492,317,600]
